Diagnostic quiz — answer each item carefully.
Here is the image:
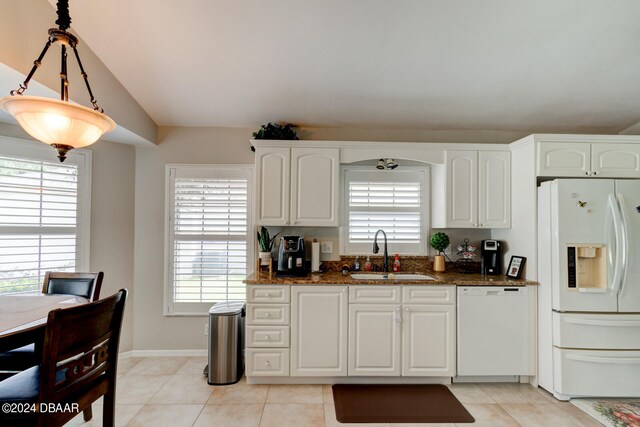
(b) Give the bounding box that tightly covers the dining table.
[0,294,88,353]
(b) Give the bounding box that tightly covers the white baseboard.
[453,375,520,383]
[118,350,134,360]
[128,349,207,358]
[246,376,453,385]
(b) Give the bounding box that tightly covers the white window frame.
[339,165,429,256]
[0,135,92,291]
[164,164,255,316]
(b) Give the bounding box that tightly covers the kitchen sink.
[350,273,437,281]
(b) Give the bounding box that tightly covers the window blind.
[0,155,79,294]
[343,169,427,254]
[168,169,252,312]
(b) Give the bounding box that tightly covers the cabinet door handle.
[404,307,410,312]
[264,335,270,340]
[265,292,271,297]
[264,361,271,367]
[393,306,402,323]
[593,171,598,176]
[264,312,271,318]
[585,171,591,176]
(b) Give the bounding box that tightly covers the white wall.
[87,140,136,352]
[133,127,255,351]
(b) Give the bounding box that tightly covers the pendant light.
[0,0,115,162]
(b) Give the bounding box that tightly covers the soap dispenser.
[364,256,373,271]
[392,254,401,272]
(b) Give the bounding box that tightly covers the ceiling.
[61,0,640,133]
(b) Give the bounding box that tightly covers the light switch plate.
[321,241,333,254]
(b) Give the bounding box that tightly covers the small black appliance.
[481,239,502,275]
[276,236,307,277]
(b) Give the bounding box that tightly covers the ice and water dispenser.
[566,244,608,292]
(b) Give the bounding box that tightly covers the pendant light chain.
[9,0,104,112]
[55,0,72,30]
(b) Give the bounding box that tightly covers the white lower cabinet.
[247,284,457,380]
[348,304,401,376]
[246,348,290,376]
[402,304,456,376]
[291,286,348,376]
[348,286,456,377]
[246,285,291,377]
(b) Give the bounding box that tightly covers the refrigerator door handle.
[608,194,624,295]
[616,193,629,298]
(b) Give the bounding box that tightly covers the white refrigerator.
[538,179,640,400]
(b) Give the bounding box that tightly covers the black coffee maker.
[276,236,307,277]
[481,239,502,275]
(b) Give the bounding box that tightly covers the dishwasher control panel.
[458,287,528,297]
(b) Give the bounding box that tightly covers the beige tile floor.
[67,357,603,427]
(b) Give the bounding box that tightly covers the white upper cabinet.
[479,151,511,228]
[255,146,339,226]
[447,151,478,228]
[433,150,510,229]
[290,147,340,226]
[537,142,591,177]
[591,143,640,178]
[255,147,290,225]
[538,142,640,178]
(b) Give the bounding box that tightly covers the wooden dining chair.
[42,271,104,302]
[0,272,104,374]
[0,289,127,427]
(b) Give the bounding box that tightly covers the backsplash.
[322,256,481,274]
[260,226,490,264]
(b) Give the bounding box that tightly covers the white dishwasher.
[457,286,530,376]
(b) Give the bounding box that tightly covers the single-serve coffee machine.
[481,239,502,275]
[276,236,307,277]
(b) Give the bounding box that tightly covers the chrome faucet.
[373,229,389,272]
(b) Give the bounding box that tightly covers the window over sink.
[340,167,428,255]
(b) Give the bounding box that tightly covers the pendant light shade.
[0,96,115,149]
[0,0,115,161]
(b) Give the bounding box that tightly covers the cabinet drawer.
[247,326,290,347]
[247,285,290,303]
[349,286,401,303]
[403,286,455,304]
[553,312,640,349]
[554,348,640,397]
[246,348,290,376]
[246,304,290,325]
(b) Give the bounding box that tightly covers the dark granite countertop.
[244,271,536,286]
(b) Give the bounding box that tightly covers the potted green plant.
[257,226,279,266]
[253,122,299,140]
[430,232,450,272]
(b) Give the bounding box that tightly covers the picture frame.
[506,256,526,279]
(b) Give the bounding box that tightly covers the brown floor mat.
[332,384,475,423]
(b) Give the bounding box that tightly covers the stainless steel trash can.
[206,301,245,385]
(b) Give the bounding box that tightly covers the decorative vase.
[433,255,446,272]
[259,251,271,266]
